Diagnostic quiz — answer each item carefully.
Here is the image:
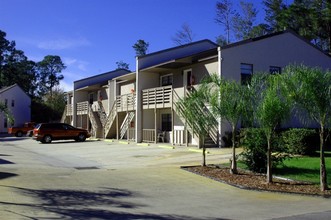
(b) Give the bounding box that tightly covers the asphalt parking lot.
[0,136,330,220]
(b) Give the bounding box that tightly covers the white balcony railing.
[66,104,73,116]
[127,128,135,141]
[142,129,155,143]
[116,93,136,112]
[77,101,89,115]
[142,85,172,109]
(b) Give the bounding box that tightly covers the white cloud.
[59,80,73,92]
[38,37,90,50]
[63,57,77,66]
[63,57,89,72]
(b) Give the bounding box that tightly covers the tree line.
[0,30,66,122]
[170,0,331,54]
[215,0,331,53]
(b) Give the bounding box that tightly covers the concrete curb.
[158,145,175,149]
[181,165,331,199]
[188,148,210,154]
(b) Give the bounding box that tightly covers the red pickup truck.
[8,122,36,137]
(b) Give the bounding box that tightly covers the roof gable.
[74,69,131,90]
[0,84,30,100]
[222,29,331,59]
[0,84,18,94]
[138,39,218,71]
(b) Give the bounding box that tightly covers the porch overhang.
[75,84,101,92]
[140,48,218,73]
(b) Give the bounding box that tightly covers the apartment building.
[63,30,331,147]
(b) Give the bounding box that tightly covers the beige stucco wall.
[142,109,155,129]
[221,32,331,82]
[218,32,331,145]
[120,82,135,95]
[157,59,218,89]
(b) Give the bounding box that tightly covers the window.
[4,99,8,108]
[241,63,253,85]
[11,99,15,107]
[4,118,7,128]
[160,74,173,86]
[269,66,281,74]
[161,114,172,131]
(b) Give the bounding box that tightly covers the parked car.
[33,123,91,143]
[8,122,36,137]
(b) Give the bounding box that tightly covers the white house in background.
[0,84,31,133]
[64,29,331,147]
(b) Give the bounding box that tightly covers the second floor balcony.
[116,93,136,112]
[142,85,189,110]
[142,85,173,109]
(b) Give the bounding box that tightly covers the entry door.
[183,69,192,87]
[89,93,94,105]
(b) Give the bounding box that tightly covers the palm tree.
[251,73,291,183]
[283,65,331,191]
[175,88,216,166]
[203,74,251,174]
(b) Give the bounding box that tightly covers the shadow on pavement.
[0,137,29,142]
[36,139,101,145]
[0,158,15,165]
[0,185,228,220]
[0,172,18,180]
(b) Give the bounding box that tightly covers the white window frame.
[160,73,173,87]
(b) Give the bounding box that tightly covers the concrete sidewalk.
[0,138,330,219]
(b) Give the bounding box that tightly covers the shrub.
[240,128,287,173]
[221,131,241,148]
[281,128,318,155]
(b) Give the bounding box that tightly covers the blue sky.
[1,0,270,91]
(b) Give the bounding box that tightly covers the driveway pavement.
[0,136,330,219]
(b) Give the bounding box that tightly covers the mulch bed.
[183,165,331,198]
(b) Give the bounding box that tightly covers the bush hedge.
[240,128,287,173]
[281,128,318,155]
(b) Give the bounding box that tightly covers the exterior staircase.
[120,111,135,139]
[103,102,117,138]
[173,88,218,148]
[60,105,67,123]
[88,105,103,138]
[97,101,107,127]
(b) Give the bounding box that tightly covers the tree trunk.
[319,126,328,191]
[266,136,273,183]
[201,136,206,167]
[230,125,238,174]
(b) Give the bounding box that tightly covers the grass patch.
[274,155,331,184]
[228,151,331,184]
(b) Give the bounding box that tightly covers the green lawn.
[233,152,331,184]
[273,152,331,184]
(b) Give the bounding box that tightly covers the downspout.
[218,46,222,148]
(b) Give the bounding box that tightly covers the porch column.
[116,113,119,140]
[154,108,157,144]
[218,47,223,147]
[171,89,174,145]
[127,111,129,142]
[73,90,77,127]
[172,108,174,146]
[135,57,143,143]
[184,87,188,147]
